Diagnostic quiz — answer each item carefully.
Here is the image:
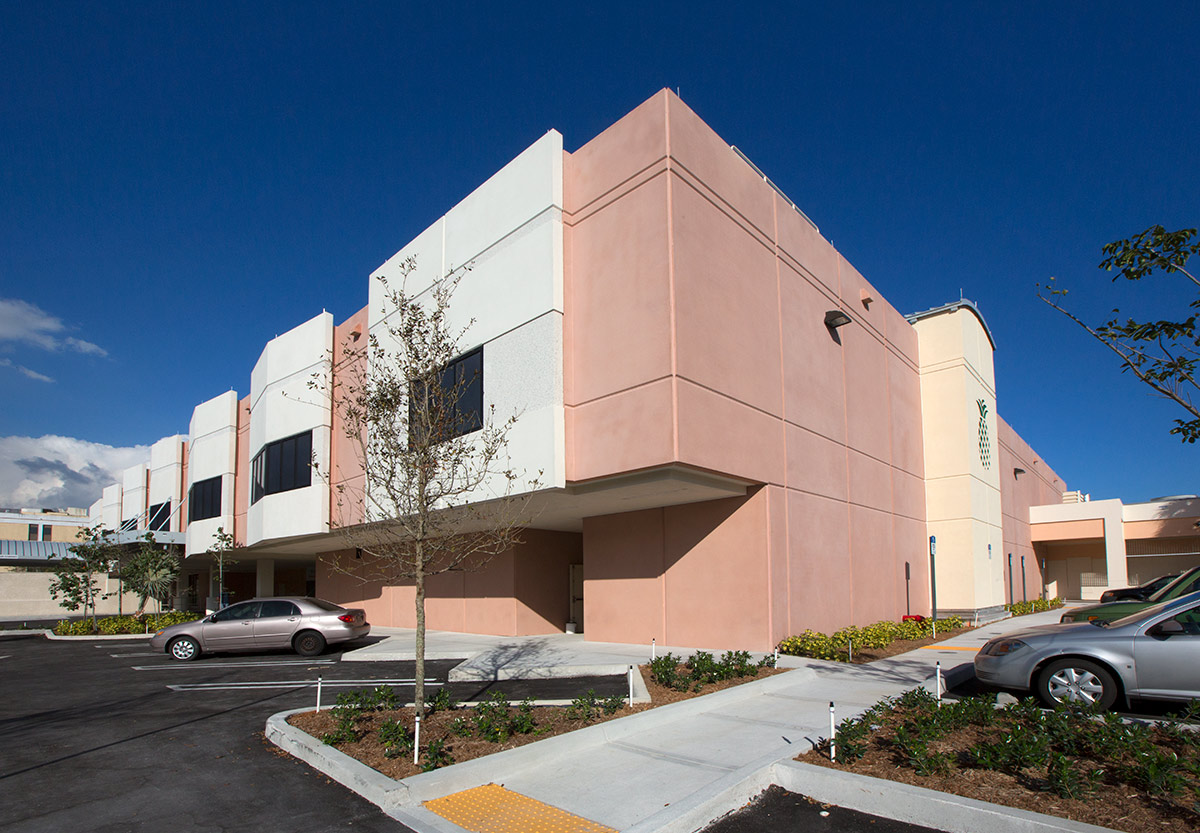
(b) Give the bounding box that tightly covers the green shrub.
[474,690,512,742]
[378,718,413,757]
[421,738,454,771]
[566,689,604,723]
[778,616,965,662]
[510,698,538,734]
[53,610,202,636]
[426,687,457,714]
[648,653,682,688]
[1005,597,1064,617]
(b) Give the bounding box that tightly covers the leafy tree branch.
[1038,225,1200,442]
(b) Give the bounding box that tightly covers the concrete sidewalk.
[273,608,1086,833]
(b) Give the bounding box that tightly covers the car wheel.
[293,630,326,657]
[168,636,200,662]
[1036,658,1118,709]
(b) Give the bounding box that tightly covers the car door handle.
[242,621,252,626]
[287,617,298,622]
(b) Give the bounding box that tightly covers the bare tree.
[314,258,539,712]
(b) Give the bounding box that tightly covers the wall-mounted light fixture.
[824,310,853,329]
[1014,467,1026,479]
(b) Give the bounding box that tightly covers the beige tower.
[910,301,1006,617]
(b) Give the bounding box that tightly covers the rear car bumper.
[326,623,370,644]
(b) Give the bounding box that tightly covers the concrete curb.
[1,628,151,643]
[267,665,819,811]
[266,708,410,812]
[773,760,1122,833]
[43,631,153,641]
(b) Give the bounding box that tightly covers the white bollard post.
[848,639,853,663]
[628,665,634,707]
[774,647,779,667]
[316,675,323,712]
[829,701,837,762]
[932,619,937,639]
[414,713,421,765]
[651,638,656,660]
[936,661,943,708]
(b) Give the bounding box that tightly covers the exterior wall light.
[1014,467,1026,478]
[824,310,853,329]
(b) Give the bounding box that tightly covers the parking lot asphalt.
[0,633,625,833]
[700,785,943,833]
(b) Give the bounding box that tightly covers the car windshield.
[1107,596,1183,629]
[1148,568,1199,602]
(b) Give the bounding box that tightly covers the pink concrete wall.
[330,306,368,528]
[314,530,581,636]
[999,417,1067,603]
[582,490,772,649]
[565,90,929,644]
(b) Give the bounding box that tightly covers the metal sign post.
[929,536,937,622]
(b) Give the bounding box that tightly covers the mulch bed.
[835,625,976,663]
[801,706,1200,833]
[286,663,787,780]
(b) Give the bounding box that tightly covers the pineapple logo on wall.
[977,399,991,469]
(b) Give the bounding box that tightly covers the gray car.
[150,597,370,661]
[975,590,1200,709]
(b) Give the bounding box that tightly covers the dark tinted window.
[409,346,483,445]
[259,600,300,618]
[251,431,313,504]
[27,524,37,541]
[41,525,50,541]
[120,517,138,531]
[306,598,344,612]
[148,501,171,531]
[188,476,222,522]
[214,602,260,621]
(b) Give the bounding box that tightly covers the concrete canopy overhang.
[211,464,753,560]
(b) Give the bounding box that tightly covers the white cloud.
[0,298,109,357]
[0,435,151,510]
[0,358,54,383]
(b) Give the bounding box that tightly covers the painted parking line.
[110,651,165,657]
[168,678,443,692]
[918,645,980,651]
[132,659,339,670]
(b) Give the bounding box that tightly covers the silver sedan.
[150,597,370,661]
[974,590,1200,709]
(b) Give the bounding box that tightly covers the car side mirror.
[1152,620,1185,636]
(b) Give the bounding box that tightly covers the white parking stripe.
[167,678,442,692]
[110,652,164,657]
[132,659,338,670]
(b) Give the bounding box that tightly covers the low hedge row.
[1003,597,1064,617]
[54,611,201,635]
[778,616,965,662]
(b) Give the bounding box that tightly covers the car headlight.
[982,639,1027,656]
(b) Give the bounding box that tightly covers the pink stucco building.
[91,91,1073,650]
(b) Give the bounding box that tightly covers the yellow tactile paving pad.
[424,783,616,833]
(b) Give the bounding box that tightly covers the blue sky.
[0,1,1196,507]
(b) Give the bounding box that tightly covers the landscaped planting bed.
[777,616,972,663]
[1004,597,1065,617]
[804,687,1200,833]
[53,610,201,635]
[288,650,784,778]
